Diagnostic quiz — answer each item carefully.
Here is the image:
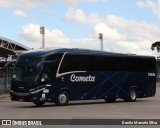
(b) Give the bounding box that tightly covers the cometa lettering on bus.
[70,74,95,82]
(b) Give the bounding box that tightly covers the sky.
[0,0,160,56]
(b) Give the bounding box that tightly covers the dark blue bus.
[10,48,156,106]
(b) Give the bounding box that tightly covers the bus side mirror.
[3,61,16,72]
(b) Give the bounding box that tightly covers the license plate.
[19,98,24,102]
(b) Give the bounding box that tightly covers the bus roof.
[20,48,155,59]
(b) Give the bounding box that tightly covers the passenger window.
[41,73,50,82]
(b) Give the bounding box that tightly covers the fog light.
[43,89,49,93]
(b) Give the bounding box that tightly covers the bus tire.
[33,101,45,106]
[105,98,116,103]
[124,89,137,102]
[55,91,69,106]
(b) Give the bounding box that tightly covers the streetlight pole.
[40,26,45,49]
[99,33,103,51]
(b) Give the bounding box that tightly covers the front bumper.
[10,87,46,102]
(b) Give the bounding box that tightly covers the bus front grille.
[11,92,31,96]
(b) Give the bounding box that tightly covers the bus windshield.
[12,57,42,86]
[12,56,59,87]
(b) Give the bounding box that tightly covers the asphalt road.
[0,88,160,127]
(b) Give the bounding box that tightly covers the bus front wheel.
[33,101,45,106]
[124,89,137,102]
[55,91,69,106]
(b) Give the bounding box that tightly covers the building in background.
[0,36,30,95]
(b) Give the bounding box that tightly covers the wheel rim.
[58,94,67,104]
[131,90,136,100]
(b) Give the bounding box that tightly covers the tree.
[151,41,160,52]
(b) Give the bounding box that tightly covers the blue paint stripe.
[99,73,130,98]
[79,72,118,99]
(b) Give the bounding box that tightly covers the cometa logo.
[70,74,95,82]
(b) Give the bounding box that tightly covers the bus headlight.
[43,89,49,93]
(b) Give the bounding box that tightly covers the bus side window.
[94,56,110,72]
[40,64,51,83]
[41,73,50,82]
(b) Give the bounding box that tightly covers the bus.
[9,48,156,106]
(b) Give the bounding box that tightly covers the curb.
[0,94,10,99]
[0,94,10,102]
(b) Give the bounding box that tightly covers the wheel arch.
[60,87,71,96]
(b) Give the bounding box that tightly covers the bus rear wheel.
[55,91,69,106]
[124,89,137,102]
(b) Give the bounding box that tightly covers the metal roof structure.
[0,36,30,60]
